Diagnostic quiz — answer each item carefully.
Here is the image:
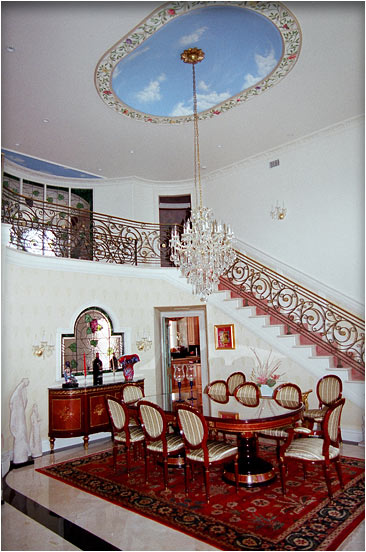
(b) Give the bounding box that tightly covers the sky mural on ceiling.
[2,149,102,179]
[111,5,283,117]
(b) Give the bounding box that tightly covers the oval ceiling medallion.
[95,1,301,124]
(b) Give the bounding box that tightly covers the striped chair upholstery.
[207,380,228,401]
[258,383,302,458]
[177,404,239,503]
[304,375,342,431]
[122,384,144,403]
[227,372,246,395]
[234,382,260,407]
[279,398,345,498]
[138,400,184,489]
[105,396,144,476]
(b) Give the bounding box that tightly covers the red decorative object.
[83,353,87,377]
[119,354,140,381]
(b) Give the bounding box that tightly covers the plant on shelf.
[250,348,284,388]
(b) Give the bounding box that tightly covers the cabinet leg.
[83,436,89,450]
[49,438,55,452]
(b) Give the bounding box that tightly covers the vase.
[124,365,134,381]
[259,384,274,397]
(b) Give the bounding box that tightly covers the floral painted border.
[94,1,302,124]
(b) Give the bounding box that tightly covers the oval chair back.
[122,383,144,404]
[317,375,342,407]
[234,382,260,406]
[106,395,128,434]
[273,383,302,409]
[323,397,345,447]
[207,380,228,403]
[227,372,246,395]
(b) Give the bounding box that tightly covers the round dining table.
[132,391,304,487]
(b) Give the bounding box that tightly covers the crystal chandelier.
[170,48,236,302]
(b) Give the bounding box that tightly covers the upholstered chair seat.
[115,425,144,444]
[186,440,239,462]
[284,436,340,461]
[146,434,184,453]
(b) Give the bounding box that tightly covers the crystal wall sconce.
[136,331,152,352]
[33,333,55,358]
[271,201,287,220]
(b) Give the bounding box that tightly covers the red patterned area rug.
[37,445,364,551]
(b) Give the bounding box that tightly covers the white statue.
[10,378,31,464]
[30,403,42,458]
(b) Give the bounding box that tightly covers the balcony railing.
[2,186,364,375]
[1,186,173,266]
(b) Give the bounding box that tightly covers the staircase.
[210,281,364,409]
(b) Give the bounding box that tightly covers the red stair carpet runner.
[37,445,364,551]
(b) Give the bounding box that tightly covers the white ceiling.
[1,1,364,182]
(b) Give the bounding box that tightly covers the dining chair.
[138,400,185,489]
[176,403,239,503]
[105,396,145,476]
[258,383,302,459]
[227,372,246,395]
[303,375,342,433]
[234,382,260,406]
[279,398,345,499]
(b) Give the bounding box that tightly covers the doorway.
[156,307,208,401]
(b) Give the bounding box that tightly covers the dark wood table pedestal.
[223,433,276,487]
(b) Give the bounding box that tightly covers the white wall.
[2,248,363,461]
[202,118,364,308]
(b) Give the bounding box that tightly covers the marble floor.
[2,439,365,551]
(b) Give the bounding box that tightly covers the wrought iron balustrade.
[1,186,173,265]
[221,252,365,375]
[2,186,364,374]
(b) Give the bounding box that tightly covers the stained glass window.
[61,307,124,377]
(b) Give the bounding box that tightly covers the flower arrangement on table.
[250,348,284,388]
[119,354,140,381]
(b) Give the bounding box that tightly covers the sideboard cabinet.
[48,379,144,450]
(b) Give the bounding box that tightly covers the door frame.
[154,306,208,395]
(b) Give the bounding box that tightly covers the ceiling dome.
[95,1,301,124]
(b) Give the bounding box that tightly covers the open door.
[159,308,207,403]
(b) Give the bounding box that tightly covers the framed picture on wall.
[214,324,235,350]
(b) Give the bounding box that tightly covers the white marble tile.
[1,503,80,551]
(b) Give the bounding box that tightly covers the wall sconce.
[136,331,152,352]
[33,333,55,358]
[271,201,287,220]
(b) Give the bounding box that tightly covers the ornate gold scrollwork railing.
[2,186,364,374]
[220,252,365,375]
[1,187,173,265]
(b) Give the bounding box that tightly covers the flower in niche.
[250,348,284,387]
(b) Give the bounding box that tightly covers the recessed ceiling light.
[98,168,103,172]
[42,118,49,123]
[15,143,21,147]
[201,165,207,169]
[130,150,134,154]
[6,46,15,52]
[217,144,223,148]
